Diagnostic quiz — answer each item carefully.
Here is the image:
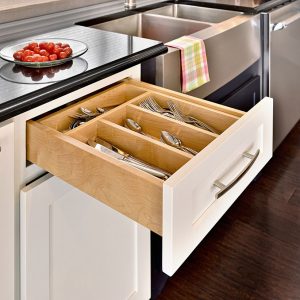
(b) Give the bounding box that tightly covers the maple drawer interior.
[27,80,244,235]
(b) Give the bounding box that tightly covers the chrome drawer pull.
[213,149,260,199]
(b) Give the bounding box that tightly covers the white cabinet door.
[21,174,150,300]
[0,121,15,300]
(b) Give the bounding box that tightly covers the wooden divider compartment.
[129,91,240,134]
[37,82,147,133]
[126,78,245,118]
[68,119,192,174]
[102,103,217,152]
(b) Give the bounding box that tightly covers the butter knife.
[87,139,171,180]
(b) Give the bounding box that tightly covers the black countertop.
[0,25,167,122]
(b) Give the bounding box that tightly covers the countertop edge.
[0,43,167,122]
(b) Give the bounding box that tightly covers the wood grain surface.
[156,122,300,300]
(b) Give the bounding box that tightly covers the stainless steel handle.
[271,12,300,31]
[213,149,260,199]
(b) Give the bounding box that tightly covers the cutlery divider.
[31,79,246,182]
[38,82,148,132]
[129,90,240,134]
[103,104,217,152]
[68,118,192,174]
[62,91,154,135]
[125,78,245,118]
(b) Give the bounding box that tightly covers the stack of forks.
[139,96,218,134]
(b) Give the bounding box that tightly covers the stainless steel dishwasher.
[268,0,300,149]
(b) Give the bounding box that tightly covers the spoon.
[80,107,100,117]
[124,118,147,136]
[69,119,85,130]
[160,131,198,155]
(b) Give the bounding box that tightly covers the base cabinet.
[0,121,15,300]
[21,174,150,300]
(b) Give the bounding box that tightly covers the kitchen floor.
[157,122,300,300]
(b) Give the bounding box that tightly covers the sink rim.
[90,12,214,43]
[145,3,243,24]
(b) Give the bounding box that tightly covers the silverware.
[139,97,174,118]
[88,138,171,180]
[124,118,146,135]
[70,105,118,119]
[80,107,100,117]
[167,101,218,134]
[160,131,198,155]
[124,119,154,138]
[69,119,86,129]
[69,105,118,130]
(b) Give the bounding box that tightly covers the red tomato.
[28,42,38,50]
[41,56,49,62]
[13,51,23,61]
[23,49,34,57]
[52,46,61,55]
[23,45,30,50]
[46,42,55,53]
[58,51,67,59]
[24,56,34,62]
[39,42,48,49]
[49,54,58,61]
[61,43,70,48]
[39,49,49,57]
[55,42,62,47]
[33,47,41,54]
[32,54,43,62]
[64,47,72,57]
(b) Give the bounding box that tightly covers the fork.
[167,101,218,134]
[140,97,174,118]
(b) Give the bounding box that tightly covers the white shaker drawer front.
[26,79,273,276]
[162,97,273,275]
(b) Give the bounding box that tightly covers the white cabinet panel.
[0,121,15,300]
[163,97,273,275]
[21,174,150,300]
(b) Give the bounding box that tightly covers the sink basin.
[83,4,259,102]
[147,4,243,24]
[91,13,211,43]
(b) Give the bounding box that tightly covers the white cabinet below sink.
[21,174,150,300]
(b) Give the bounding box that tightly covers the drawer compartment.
[27,79,273,276]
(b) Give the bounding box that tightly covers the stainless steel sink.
[91,13,211,43]
[87,4,260,99]
[146,4,242,24]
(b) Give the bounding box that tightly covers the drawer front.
[162,97,273,275]
[26,79,273,276]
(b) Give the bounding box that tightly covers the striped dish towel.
[166,36,210,93]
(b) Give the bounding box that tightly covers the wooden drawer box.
[27,79,273,275]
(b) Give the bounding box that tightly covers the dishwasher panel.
[270,1,300,149]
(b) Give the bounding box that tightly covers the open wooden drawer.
[27,79,273,276]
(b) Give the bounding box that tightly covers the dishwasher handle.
[271,11,300,31]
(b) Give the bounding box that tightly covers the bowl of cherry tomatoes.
[0,38,88,68]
